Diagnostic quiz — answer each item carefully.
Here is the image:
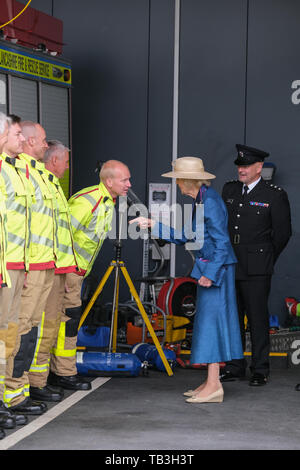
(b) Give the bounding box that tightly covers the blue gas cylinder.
[132,343,176,372]
[76,351,142,377]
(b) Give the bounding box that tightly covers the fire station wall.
[53,0,174,307]
[19,0,53,15]
[22,0,299,324]
[245,0,300,323]
[176,0,299,323]
[174,0,247,280]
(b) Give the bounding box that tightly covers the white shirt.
[243,177,261,194]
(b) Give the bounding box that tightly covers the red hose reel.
[156,277,197,321]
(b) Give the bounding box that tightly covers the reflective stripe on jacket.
[68,182,115,277]
[46,170,78,274]
[0,191,10,287]
[0,154,33,271]
[19,153,58,270]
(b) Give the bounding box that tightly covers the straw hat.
[161,156,216,180]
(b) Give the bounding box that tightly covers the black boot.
[0,401,16,429]
[8,410,28,426]
[48,372,91,390]
[10,397,47,415]
[0,400,27,426]
[30,385,64,402]
[0,412,15,430]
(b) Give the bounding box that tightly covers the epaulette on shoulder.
[265,181,283,191]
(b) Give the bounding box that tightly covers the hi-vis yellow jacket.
[0,191,10,287]
[19,153,58,270]
[0,153,33,272]
[69,182,115,277]
[45,169,78,274]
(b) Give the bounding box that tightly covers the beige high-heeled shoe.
[185,388,224,403]
[183,390,195,397]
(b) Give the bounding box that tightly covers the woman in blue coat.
[131,156,243,404]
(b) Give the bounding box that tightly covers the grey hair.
[0,112,11,135]
[43,140,70,163]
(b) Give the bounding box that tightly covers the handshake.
[129,217,212,288]
[129,216,155,230]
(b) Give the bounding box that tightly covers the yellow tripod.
[78,240,173,377]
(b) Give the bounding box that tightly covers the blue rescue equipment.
[269,314,280,329]
[76,351,142,377]
[77,326,110,349]
[132,343,176,372]
[76,196,174,378]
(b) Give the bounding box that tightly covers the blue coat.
[152,186,244,364]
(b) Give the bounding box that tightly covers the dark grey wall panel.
[178,0,247,188]
[146,0,175,191]
[53,0,151,302]
[246,0,299,322]
[19,0,53,16]
[176,0,248,277]
[144,0,175,277]
[54,0,149,194]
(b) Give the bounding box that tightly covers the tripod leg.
[109,266,120,353]
[120,266,173,377]
[112,275,120,353]
[78,265,115,331]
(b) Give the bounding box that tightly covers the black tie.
[242,185,249,198]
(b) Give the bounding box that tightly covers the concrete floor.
[1,365,300,452]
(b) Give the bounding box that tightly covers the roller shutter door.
[41,83,70,197]
[0,74,7,114]
[41,83,69,147]
[10,76,38,122]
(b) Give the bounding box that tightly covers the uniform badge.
[226,199,234,204]
[239,151,244,158]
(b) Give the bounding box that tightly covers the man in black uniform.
[221,144,292,386]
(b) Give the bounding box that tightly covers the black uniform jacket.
[222,179,292,280]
